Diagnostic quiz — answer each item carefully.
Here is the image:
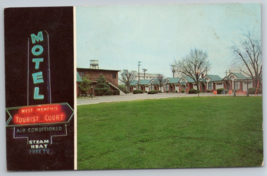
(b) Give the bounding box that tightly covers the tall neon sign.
[6,30,74,154]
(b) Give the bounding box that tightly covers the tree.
[78,75,91,94]
[230,30,262,86]
[119,70,135,92]
[94,74,110,96]
[174,48,211,96]
[157,74,164,92]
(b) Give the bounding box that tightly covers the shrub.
[166,91,169,93]
[113,90,120,95]
[188,89,199,94]
[94,74,110,96]
[248,87,262,94]
[216,88,225,94]
[159,90,162,93]
[145,91,147,93]
[148,90,158,94]
[133,90,143,94]
[104,90,113,95]
[173,90,178,93]
[79,76,91,93]
[181,90,185,93]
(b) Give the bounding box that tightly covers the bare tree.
[174,48,211,96]
[230,30,262,86]
[157,74,164,92]
[119,70,135,92]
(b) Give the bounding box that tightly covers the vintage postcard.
[5,3,263,171]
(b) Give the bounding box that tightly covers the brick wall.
[77,68,119,87]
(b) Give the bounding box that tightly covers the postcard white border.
[1,0,266,176]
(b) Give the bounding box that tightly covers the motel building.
[164,77,181,92]
[203,75,224,92]
[76,60,123,96]
[222,72,254,93]
[128,71,257,94]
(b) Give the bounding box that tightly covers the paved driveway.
[77,93,244,106]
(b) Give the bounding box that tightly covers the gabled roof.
[206,75,222,82]
[199,78,206,82]
[167,77,181,84]
[163,78,167,84]
[224,72,252,80]
[77,72,83,82]
[151,78,165,85]
[139,79,151,85]
[130,80,138,86]
[232,73,251,79]
[183,76,195,83]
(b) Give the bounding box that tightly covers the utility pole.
[138,61,141,89]
[142,68,147,80]
[171,64,175,78]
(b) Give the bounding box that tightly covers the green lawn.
[77,97,263,170]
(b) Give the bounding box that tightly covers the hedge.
[148,90,158,94]
[248,87,262,94]
[104,90,113,95]
[216,88,224,94]
[113,90,120,95]
[133,90,143,94]
[181,90,185,93]
[188,89,200,94]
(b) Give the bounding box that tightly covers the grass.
[77,97,263,170]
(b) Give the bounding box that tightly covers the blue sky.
[76,3,261,78]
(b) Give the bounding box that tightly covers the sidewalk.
[77,93,261,106]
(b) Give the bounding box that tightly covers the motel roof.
[206,75,222,82]
[167,77,181,84]
[232,73,251,79]
[77,72,83,82]
[130,80,138,86]
[77,67,121,72]
[183,76,195,83]
[139,79,151,85]
[223,72,252,80]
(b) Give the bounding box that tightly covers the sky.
[76,3,261,78]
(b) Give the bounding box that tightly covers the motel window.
[208,82,212,90]
[78,72,85,78]
[113,73,116,79]
[235,82,238,90]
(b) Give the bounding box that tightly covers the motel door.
[202,84,205,92]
